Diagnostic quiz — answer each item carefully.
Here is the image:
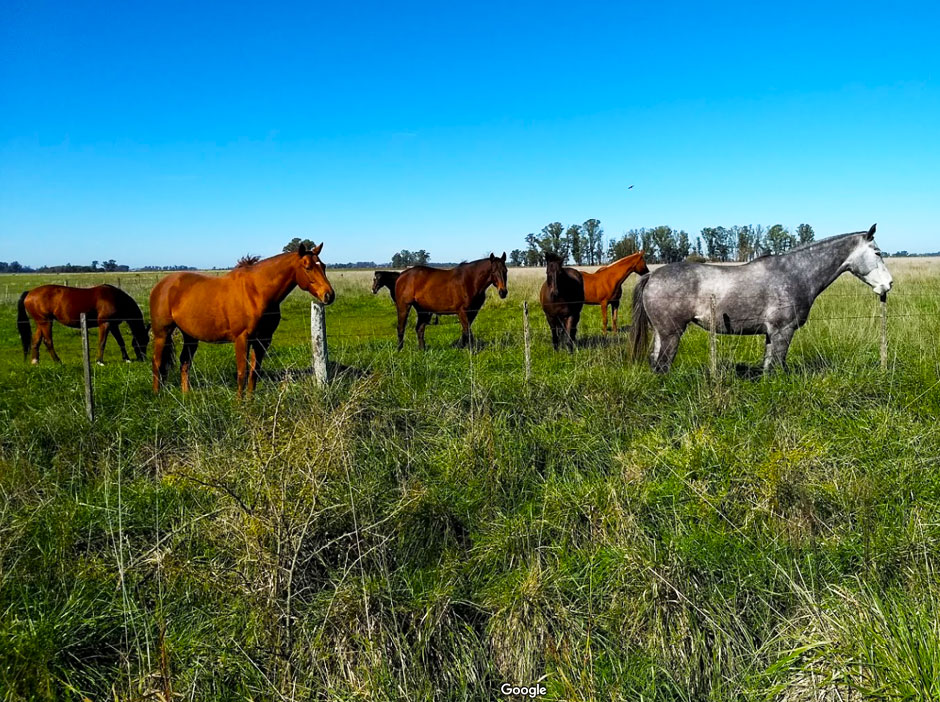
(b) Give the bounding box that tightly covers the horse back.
[395,266,471,313]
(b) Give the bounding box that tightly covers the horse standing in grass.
[149,243,335,396]
[579,252,650,333]
[373,270,438,324]
[630,225,893,373]
[540,253,585,351]
[17,284,149,365]
[394,253,508,350]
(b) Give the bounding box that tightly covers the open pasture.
[1,259,940,700]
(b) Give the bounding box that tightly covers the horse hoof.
[125,359,132,364]
[97,361,105,367]
[30,359,38,365]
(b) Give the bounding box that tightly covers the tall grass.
[1,260,939,700]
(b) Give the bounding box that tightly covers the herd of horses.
[14,226,892,394]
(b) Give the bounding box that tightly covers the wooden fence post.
[709,295,718,377]
[880,293,888,371]
[80,313,95,421]
[523,301,532,384]
[311,301,328,386]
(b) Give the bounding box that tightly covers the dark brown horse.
[394,253,508,350]
[579,251,650,332]
[149,243,335,396]
[17,284,149,365]
[539,253,585,351]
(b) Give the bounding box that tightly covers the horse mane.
[236,254,261,268]
[754,231,867,260]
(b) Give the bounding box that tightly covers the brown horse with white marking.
[580,251,649,332]
[17,284,149,365]
[149,243,335,396]
[394,253,508,350]
[540,253,585,351]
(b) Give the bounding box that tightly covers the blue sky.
[1,0,938,267]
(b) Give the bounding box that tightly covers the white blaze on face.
[848,239,893,295]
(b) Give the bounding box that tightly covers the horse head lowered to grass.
[149,243,335,396]
[630,225,892,373]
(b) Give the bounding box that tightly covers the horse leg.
[415,312,432,351]
[601,301,609,334]
[764,327,795,372]
[564,315,579,352]
[611,300,620,333]
[110,324,131,363]
[248,337,270,394]
[455,309,472,348]
[30,326,43,364]
[96,321,109,365]
[152,330,167,393]
[396,304,411,351]
[40,322,61,363]
[652,327,683,373]
[234,334,249,397]
[549,318,561,351]
[179,333,199,394]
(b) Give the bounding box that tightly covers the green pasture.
[1,260,939,700]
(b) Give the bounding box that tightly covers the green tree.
[509,249,523,267]
[582,219,604,265]
[796,223,814,245]
[541,222,567,258]
[566,224,584,264]
[524,233,543,266]
[283,237,315,253]
[765,224,796,254]
[414,249,430,265]
[607,230,641,260]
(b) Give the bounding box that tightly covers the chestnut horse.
[394,253,508,350]
[373,270,438,324]
[540,253,585,351]
[580,251,649,332]
[17,284,149,365]
[149,243,335,396]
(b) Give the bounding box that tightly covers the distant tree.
[414,249,430,265]
[582,219,604,265]
[91,260,99,270]
[566,224,584,264]
[524,233,543,266]
[540,222,567,259]
[675,230,691,260]
[283,237,315,253]
[700,227,733,261]
[796,223,814,245]
[102,259,119,272]
[509,249,524,267]
[607,229,642,260]
[765,224,796,254]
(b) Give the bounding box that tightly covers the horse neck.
[464,259,494,291]
[783,236,861,299]
[605,254,641,281]
[114,289,143,327]
[247,253,299,304]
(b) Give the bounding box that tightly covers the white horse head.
[847,224,893,296]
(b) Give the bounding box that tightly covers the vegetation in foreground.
[1,261,939,701]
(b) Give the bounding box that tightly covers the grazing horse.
[394,253,508,350]
[630,225,893,373]
[540,253,585,351]
[149,243,335,396]
[17,284,149,365]
[579,252,650,333]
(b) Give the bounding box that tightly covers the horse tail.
[629,275,650,362]
[17,292,31,361]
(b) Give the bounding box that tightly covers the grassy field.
[1,260,939,701]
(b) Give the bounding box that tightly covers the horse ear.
[866,224,877,240]
[312,242,323,256]
[501,251,506,261]
[298,243,307,256]
[489,253,496,261]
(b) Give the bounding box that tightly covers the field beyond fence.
[1,259,939,700]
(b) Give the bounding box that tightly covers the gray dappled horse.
[630,224,893,373]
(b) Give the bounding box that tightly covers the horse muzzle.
[322,290,336,305]
[498,288,508,299]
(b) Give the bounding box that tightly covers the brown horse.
[394,253,508,350]
[149,243,335,396]
[540,253,585,351]
[579,251,649,332]
[17,284,149,365]
[373,270,439,324]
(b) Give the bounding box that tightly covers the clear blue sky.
[1,0,938,268]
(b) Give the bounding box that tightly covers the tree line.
[511,220,819,265]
